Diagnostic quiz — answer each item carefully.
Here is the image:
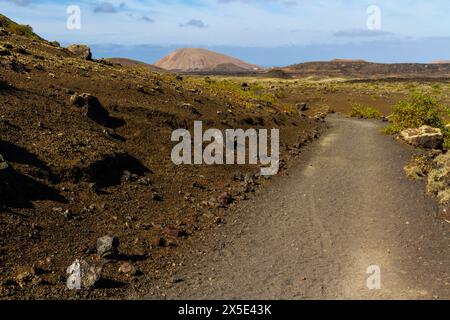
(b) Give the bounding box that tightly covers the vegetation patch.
[0,14,38,39]
[348,104,382,119]
[383,92,450,149]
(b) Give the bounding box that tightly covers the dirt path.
[136,115,450,299]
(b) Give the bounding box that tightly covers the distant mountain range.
[104,46,450,79]
[154,48,260,73]
[280,59,450,79]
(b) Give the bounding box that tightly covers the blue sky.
[2,0,450,66]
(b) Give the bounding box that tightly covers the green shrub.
[9,23,34,37]
[383,92,450,149]
[383,92,445,134]
[202,79,278,107]
[349,104,382,119]
[0,14,39,39]
[50,40,60,47]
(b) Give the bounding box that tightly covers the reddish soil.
[0,18,323,299]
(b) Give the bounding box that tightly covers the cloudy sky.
[2,0,450,65]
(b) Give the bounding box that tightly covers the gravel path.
[139,115,450,299]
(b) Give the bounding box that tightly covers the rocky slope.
[105,58,166,73]
[0,14,323,299]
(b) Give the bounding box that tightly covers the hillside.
[104,58,166,73]
[0,15,322,299]
[154,48,260,72]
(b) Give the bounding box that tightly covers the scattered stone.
[404,163,426,180]
[118,262,137,276]
[427,152,450,205]
[164,225,188,238]
[96,235,119,258]
[103,128,122,140]
[243,175,255,193]
[217,192,234,208]
[171,276,184,284]
[67,44,92,60]
[16,271,32,288]
[152,191,163,201]
[151,236,166,247]
[0,46,11,57]
[178,102,201,115]
[0,154,9,171]
[296,102,308,112]
[31,276,43,287]
[137,176,152,186]
[0,27,8,36]
[192,182,205,189]
[188,88,202,94]
[66,259,102,290]
[400,126,443,149]
[13,46,28,54]
[69,93,109,125]
[233,172,245,181]
[30,262,45,276]
[122,170,138,182]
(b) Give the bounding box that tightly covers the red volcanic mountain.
[155,48,260,72]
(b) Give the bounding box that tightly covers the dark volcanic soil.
[0,18,324,299]
[133,116,450,300]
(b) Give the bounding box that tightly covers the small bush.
[349,104,382,119]
[383,92,445,134]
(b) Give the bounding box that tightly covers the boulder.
[0,27,8,36]
[178,102,201,115]
[217,192,233,208]
[70,93,109,125]
[66,259,102,290]
[0,45,11,56]
[67,44,92,60]
[296,102,308,112]
[427,153,450,204]
[400,126,443,149]
[96,235,119,258]
[0,154,8,171]
[118,262,137,276]
[16,271,33,288]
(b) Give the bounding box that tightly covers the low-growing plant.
[349,104,382,119]
[383,92,446,134]
[383,92,450,149]
[9,23,34,37]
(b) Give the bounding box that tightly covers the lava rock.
[118,262,137,276]
[178,102,201,115]
[67,44,92,60]
[296,102,309,112]
[16,271,32,288]
[69,93,109,125]
[0,154,8,171]
[217,192,234,208]
[400,126,443,149]
[66,259,102,290]
[96,235,119,258]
